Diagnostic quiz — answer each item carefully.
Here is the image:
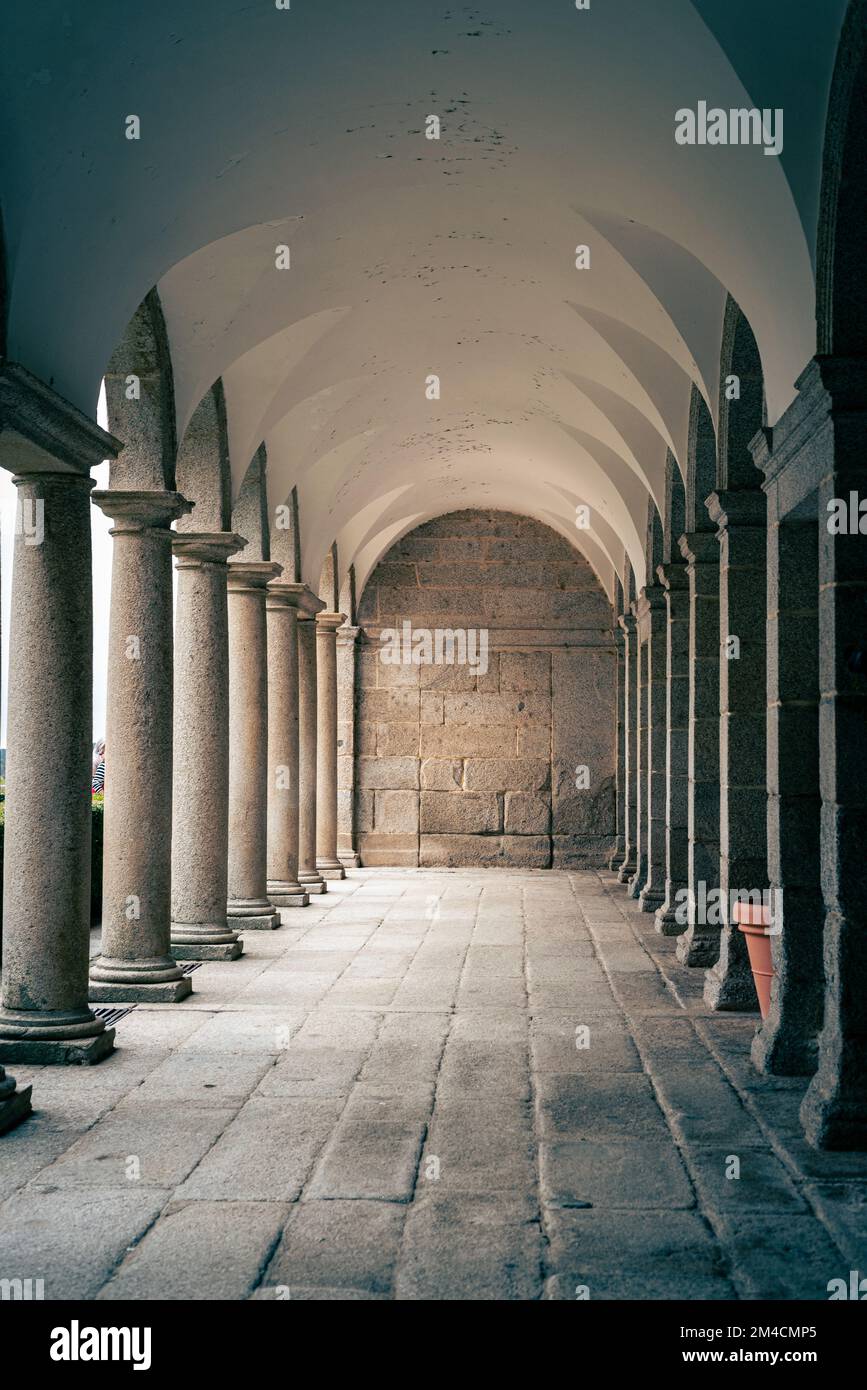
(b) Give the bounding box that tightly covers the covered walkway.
[3,869,865,1301]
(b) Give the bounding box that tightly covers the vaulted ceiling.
[0,1,850,596]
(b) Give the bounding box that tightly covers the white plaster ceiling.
[0,1,848,594]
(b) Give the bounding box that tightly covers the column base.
[703,947,759,1012]
[0,1081,32,1135]
[299,874,328,894]
[654,898,687,936]
[617,856,636,884]
[317,860,346,880]
[89,977,192,1004]
[338,852,361,869]
[751,1019,818,1079]
[800,1075,867,1151]
[0,1030,115,1066]
[608,841,626,872]
[627,856,647,898]
[226,906,280,928]
[89,955,192,1003]
[171,923,244,960]
[675,924,719,966]
[173,942,243,961]
[639,885,665,914]
[268,881,310,908]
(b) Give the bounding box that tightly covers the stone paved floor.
[3,868,867,1300]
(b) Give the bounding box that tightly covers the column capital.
[0,361,122,476]
[678,530,720,567]
[633,582,667,620]
[316,610,347,633]
[657,561,689,592]
[617,610,636,636]
[227,560,283,591]
[266,581,303,611]
[93,489,192,531]
[705,489,766,534]
[288,584,326,620]
[337,623,361,645]
[172,531,246,566]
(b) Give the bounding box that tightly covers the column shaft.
[639,584,668,912]
[753,512,822,1075]
[0,473,113,1063]
[266,584,308,906]
[297,592,326,892]
[655,563,690,934]
[609,620,627,872]
[227,562,282,928]
[336,625,362,868]
[801,384,867,1147]
[316,611,346,878]
[703,491,768,1012]
[676,531,722,966]
[627,620,647,897]
[89,491,191,1002]
[171,534,245,960]
[617,613,638,882]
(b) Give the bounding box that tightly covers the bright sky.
[0,381,113,745]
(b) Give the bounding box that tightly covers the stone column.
[171,533,245,960]
[655,563,690,934]
[89,491,192,1002]
[0,1066,32,1135]
[617,612,638,883]
[752,503,822,1076]
[297,591,327,893]
[639,584,668,913]
[627,604,647,897]
[798,358,867,1148]
[609,619,627,872]
[227,562,282,929]
[676,531,722,967]
[337,624,362,868]
[316,611,347,879]
[266,583,308,907]
[703,491,768,1012]
[0,472,114,1063]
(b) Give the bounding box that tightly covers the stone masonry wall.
[353,511,617,868]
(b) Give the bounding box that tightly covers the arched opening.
[354,509,616,869]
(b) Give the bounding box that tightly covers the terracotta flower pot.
[734,902,774,1019]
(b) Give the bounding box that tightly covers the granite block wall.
[354,510,616,868]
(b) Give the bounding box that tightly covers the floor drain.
[180,962,203,975]
[92,1005,136,1026]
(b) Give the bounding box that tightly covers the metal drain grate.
[180,961,203,975]
[91,1005,136,1026]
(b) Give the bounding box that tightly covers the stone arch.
[817,0,867,355]
[104,288,177,491]
[717,295,766,492]
[644,496,664,578]
[662,451,686,565]
[231,445,271,562]
[174,379,232,534]
[319,542,339,611]
[354,509,616,870]
[271,485,301,581]
[685,385,718,534]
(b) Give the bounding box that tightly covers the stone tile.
[535,1073,670,1140]
[264,1199,406,1296]
[546,1209,734,1300]
[98,1200,289,1301]
[0,1187,170,1300]
[396,1192,543,1300]
[307,1095,430,1201]
[540,1140,695,1209]
[176,1097,343,1201]
[719,1214,845,1300]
